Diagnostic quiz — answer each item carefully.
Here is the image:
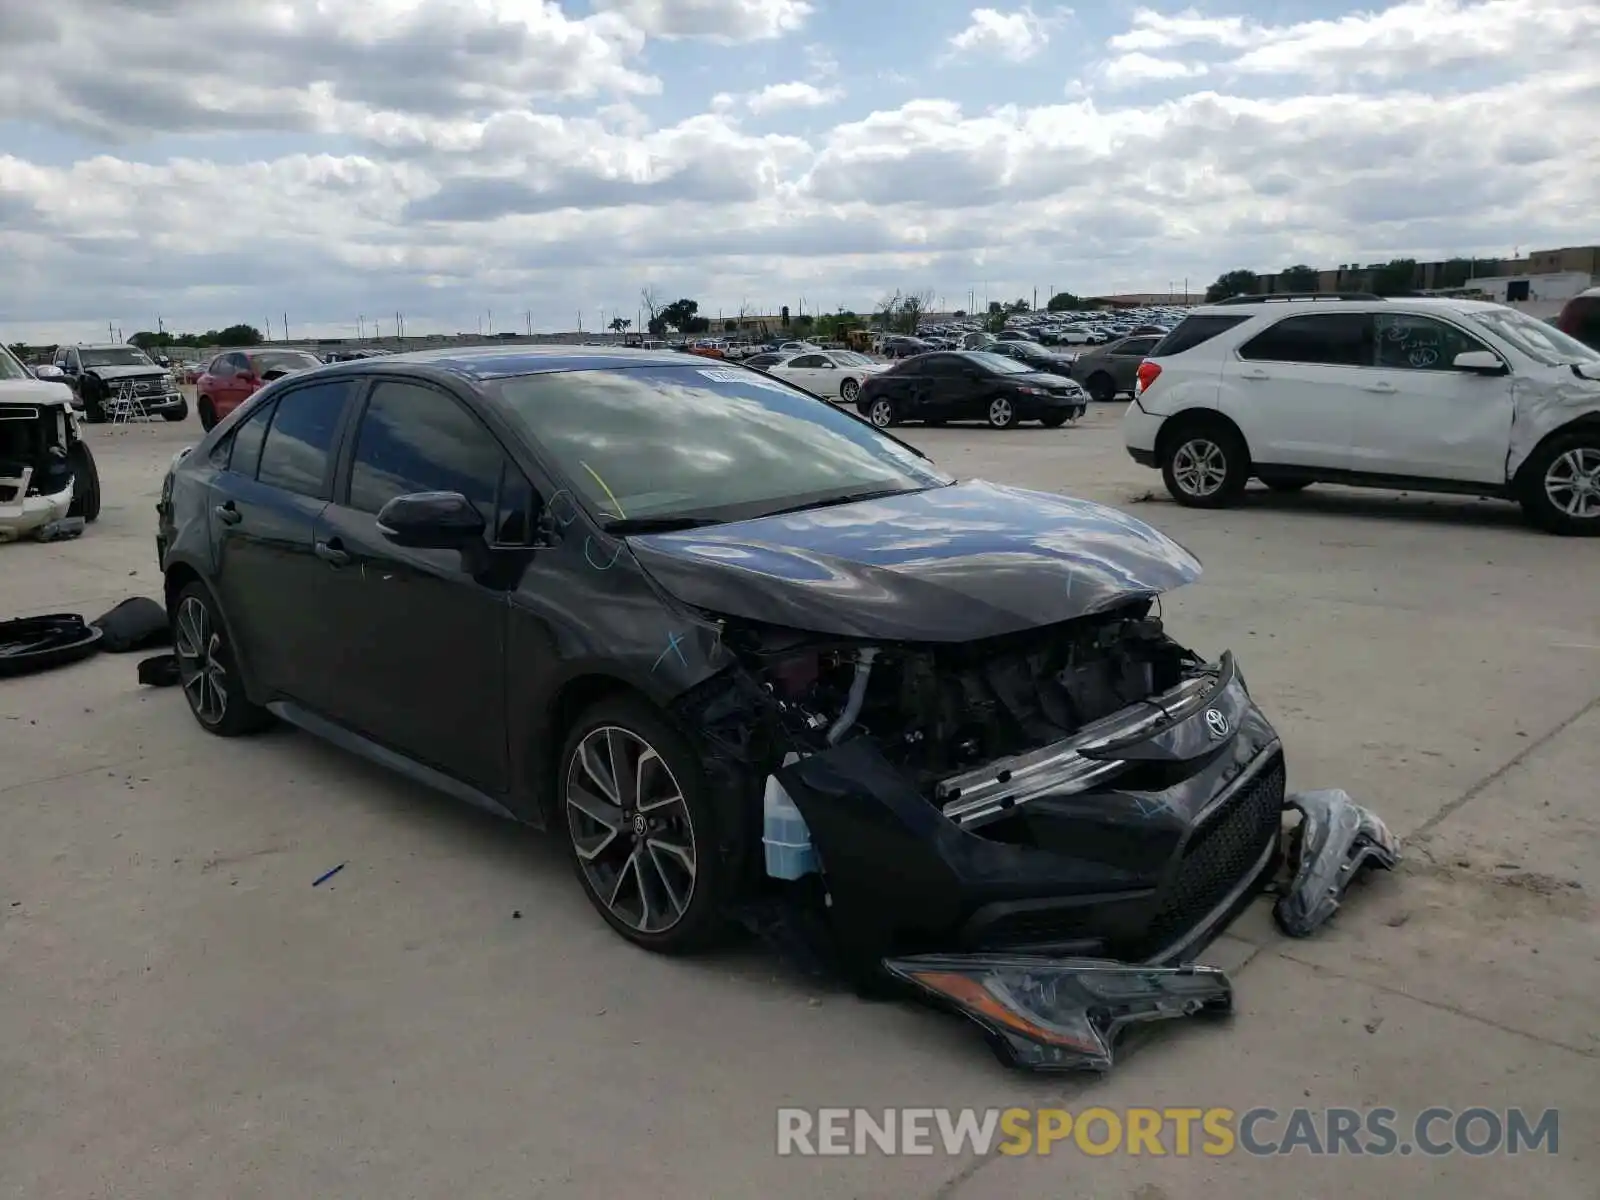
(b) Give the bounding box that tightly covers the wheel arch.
[163,561,264,702]
[1511,413,1600,489]
[1155,407,1254,467]
[529,672,661,825]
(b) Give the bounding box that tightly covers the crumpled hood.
[0,379,75,407]
[83,365,167,382]
[627,480,1202,641]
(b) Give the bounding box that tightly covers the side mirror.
[33,364,65,380]
[1453,350,1507,374]
[376,491,486,549]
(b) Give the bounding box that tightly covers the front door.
[1347,312,1515,484]
[314,378,515,793]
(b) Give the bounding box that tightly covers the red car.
[195,349,323,430]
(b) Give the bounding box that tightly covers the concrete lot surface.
[3,407,1597,1198]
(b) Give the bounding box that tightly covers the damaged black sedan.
[156,347,1394,1068]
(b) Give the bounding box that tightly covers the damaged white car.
[0,345,101,542]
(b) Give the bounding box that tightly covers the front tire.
[66,442,101,523]
[560,696,727,954]
[1160,420,1249,508]
[172,582,273,736]
[987,396,1019,429]
[198,397,217,432]
[1519,432,1600,536]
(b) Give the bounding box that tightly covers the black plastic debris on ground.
[137,654,180,687]
[92,597,172,652]
[0,614,102,678]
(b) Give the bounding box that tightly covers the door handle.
[1363,382,1397,393]
[1239,369,1270,381]
[214,502,242,526]
[314,539,352,567]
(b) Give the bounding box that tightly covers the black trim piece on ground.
[0,614,104,678]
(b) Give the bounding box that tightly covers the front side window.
[347,380,504,525]
[255,380,353,498]
[1239,313,1374,367]
[1374,313,1489,371]
[493,364,951,526]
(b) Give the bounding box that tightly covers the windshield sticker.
[696,368,796,394]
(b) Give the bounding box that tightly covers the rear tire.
[1086,372,1116,403]
[1518,431,1600,536]
[1160,419,1249,508]
[198,397,217,432]
[559,696,729,954]
[66,442,101,523]
[866,397,897,428]
[172,582,273,736]
[840,378,860,403]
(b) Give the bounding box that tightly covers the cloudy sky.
[2,0,1597,343]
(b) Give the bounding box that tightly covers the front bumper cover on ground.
[875,789,1399,1073]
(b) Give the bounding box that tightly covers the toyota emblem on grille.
[1204,709,1229,738]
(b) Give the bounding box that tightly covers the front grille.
[1136,754,1286,957]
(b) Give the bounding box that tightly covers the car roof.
[74,343,136,350]
[1191,296,1510,317]
[314,343,701,382]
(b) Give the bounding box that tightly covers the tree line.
[1203,257,1502,302]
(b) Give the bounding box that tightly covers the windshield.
[494,364,953,525]
[249,350,322,373]
[0,344,31,381]
[1472,307,1600,366]
[965,351,1030,374]
[80,346,154,368]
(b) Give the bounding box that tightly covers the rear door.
[208,377,357,703]
[1221,312,1371,470]
[312,377,518,791]
[775,353,827,393]
[1348,311,1513,483]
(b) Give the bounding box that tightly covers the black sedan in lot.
[154,346,1282,995]
[855,350,1088,429]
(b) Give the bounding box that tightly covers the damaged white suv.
[1123,295,1600,535]
[0,344,102,541]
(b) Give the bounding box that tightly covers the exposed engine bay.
[0,400,98,541]
[732,599,1198,790]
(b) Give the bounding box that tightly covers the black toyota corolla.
[155,346,1284,988]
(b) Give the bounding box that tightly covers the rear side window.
[1239,313,1374,367]
[256,380,353,498]
[219,400,274,475]
[1150,315,1250,357]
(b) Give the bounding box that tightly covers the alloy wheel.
[1171,438,1228,499]
[1543,447,1600,519]
[840,379,859,402]
[565,725,698,935]
[868,399,894,427]
[988,398,1014,427]
[174,595,228,726]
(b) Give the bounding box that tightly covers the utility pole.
[358,315,364,340]
[283,312,289,341]
[108,321,114,341]
[526,311,532,336]
[1032,286,1037,311]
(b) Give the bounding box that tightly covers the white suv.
[1122,295,1600,535]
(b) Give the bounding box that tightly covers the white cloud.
[1,0,1598,342]
[946,6,1053,62]
[1101,53,1209,88]
[591,0,812,41]
[744,82,845,114]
